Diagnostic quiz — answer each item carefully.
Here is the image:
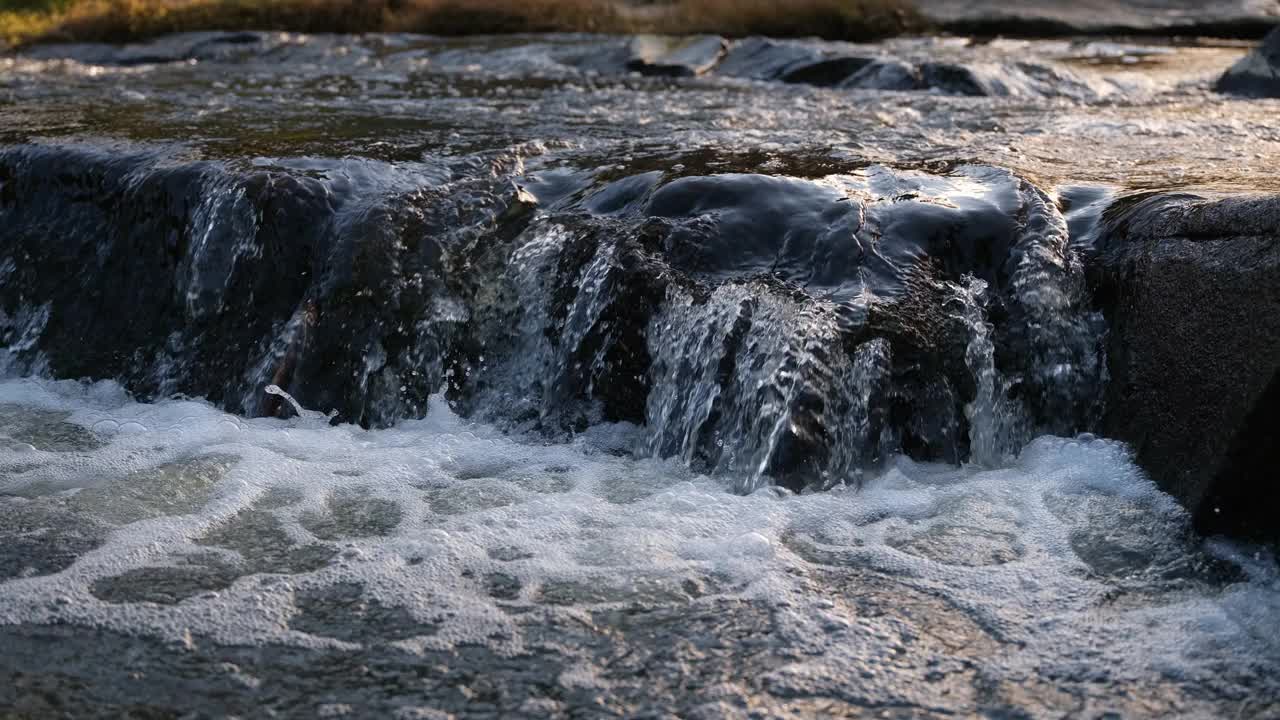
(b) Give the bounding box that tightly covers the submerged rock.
[1092,193,1280,544]
[1217,26,1280,97]
[841,58,922,91]
[714,37,830,81]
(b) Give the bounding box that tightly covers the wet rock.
[841,58,922,91]
[1216,26,1280,97]
[0,143,1102,491]
[916,0,1280,37]
[485,572,522,601]
[780,56,875,87]
[0,144,534,427]
[22,31,280,66]
[715,37,827,80]
[68,454,235,525]
[644,174,863,286]
[521,166,1102,489]
[918,61,1096,98]
[713,38,1094,97]
[1093,193,1280,544]
[624,35,728,77]
[921,62,1000,96]
[290,582,439,643]
[0,405,105,453]
[197,505,337,574]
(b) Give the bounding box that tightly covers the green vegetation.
[1,0,73,46]
[1,0,926,49]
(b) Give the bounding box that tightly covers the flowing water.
[1,31,1279,718]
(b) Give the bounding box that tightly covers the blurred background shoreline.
[3,0,1277,51]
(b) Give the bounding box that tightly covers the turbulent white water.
[0,375,1276,714]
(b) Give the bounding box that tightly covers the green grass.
[1,0,926,49]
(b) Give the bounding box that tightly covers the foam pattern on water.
[0,377,1277,715]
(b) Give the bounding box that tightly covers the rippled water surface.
[2,33,1279,190]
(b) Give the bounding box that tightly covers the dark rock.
[916,0,1280,38]
[290,581,439,642]
[644,174,864,288]
[90,562,240,605]
[21,31,280,66]
[1093,193,1280,545]
[847,59,1094,98]
[0,502,108,581]
[0,144,534,428]
[715,37,827,81]
[926,61,1098,98]
[1216,26,1280,97]
[562,34,1091,98]
[919,62,1014,96]
[521,166,1103,489]
[841,58,923,90]
[780,56,875,86]
[0,143,1103,491]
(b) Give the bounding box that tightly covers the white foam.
[0,376,1275,686]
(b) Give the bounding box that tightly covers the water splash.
[264,384,336,425]
[644,283,889,493]
[949,275,1023,467]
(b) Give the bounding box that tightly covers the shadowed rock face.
[0,144,535,427]
[1217,26,1280,97]
[0,144,1104,492]
[456,165,1105,491]
[4,138,1278,542]
[633,169,1101,482]
[1092,193,1280,544]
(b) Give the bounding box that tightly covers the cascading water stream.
[948,275,1024,468]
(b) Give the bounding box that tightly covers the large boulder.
[1217,26,1280,97]
[0,144,536,427]
[1092,193,1280,544]
[463,165,1104,490]
[0,143,1106,492]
